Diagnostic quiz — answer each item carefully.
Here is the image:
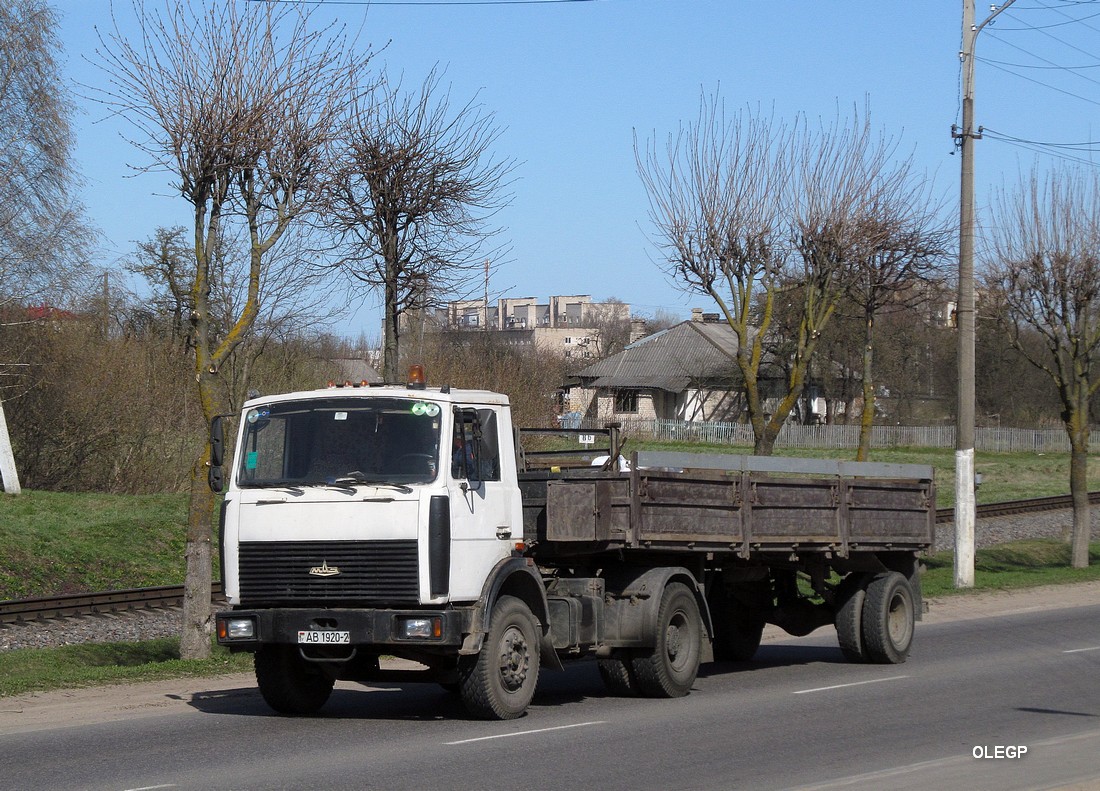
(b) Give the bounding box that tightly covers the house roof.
[332,358,384,384]
[573,320,741,392]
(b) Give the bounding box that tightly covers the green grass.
[0,638,254,698]
[0,490,191,600]
[921,539,1100,597]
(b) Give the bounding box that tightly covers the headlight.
[398,616,442,639]
[218,616,256,640]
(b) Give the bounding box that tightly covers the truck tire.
[834,573,870,663]
[254,645,335,715]
[597,653,639,696]
[860,572,915,664]
[630,582,702,698]
[458,595,541,720]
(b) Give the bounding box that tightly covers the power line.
[982,28,1100,87]
[979,57,1100,107]
[979,55,1100,69]
[983,128,1100,167]
[983,127,1100,150]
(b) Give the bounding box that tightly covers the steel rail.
[0,582,224,625]
[935,491,1100,523]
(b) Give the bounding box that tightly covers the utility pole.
[952,0,1015,588]
[0,399,20,494]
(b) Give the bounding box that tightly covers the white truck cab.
[220,380,523,608]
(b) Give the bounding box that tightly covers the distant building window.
[564,350,572,358]
[564,337,572,344]
[614,390,637,414]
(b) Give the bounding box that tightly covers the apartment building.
[413,295,631,358]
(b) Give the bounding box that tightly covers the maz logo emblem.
[308,561,341,577]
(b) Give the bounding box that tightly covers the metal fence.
[608,418,1072,453]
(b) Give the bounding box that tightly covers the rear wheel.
[861,572,915,664]
[458,595,541,719]
[631,582,702,698]
[254,645,335,715]
[834,573,870,663]
[598,652,639,696]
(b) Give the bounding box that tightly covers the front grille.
[238,540,419,605]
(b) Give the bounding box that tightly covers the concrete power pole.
[953,0,1015,588]
[0,399,21,494]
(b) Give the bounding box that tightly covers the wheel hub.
[666,623,683,660]
[498,626,530,692]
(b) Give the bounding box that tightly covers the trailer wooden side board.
[524,452,935,558]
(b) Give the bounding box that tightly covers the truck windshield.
[236,397,443,488]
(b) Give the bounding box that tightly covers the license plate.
[298,630,350,644]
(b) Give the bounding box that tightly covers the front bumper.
[215,606,474,650]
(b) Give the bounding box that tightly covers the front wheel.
[254,645,335,715]
[631,582,702,698]
[861,572,915,664]
[459,595,541,719]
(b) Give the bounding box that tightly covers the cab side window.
[451,409,501,482]
[476,409,501,482]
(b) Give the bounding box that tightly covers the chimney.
[629,317,647,343]
[691,307,704,322]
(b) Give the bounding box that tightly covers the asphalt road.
[3,586,1100,791]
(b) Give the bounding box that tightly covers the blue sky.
[55,1,1100,339]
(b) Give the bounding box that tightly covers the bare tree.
[984,166,1100,568]
[637,98,914,454]
[636,97,792,454]
[0,0,95,315]
[126,226,196,346]
[95,0,366,657]
[326,66,514,381]
[841,177,951,459]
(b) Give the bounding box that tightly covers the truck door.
[447,407,513,601]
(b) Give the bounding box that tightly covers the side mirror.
[208,416,225,492]
[210,416,225,467]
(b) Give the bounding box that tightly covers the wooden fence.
[608,418,1072,453]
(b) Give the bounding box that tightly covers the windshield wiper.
[330,473,413,494]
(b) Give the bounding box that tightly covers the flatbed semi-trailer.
[212,376,935,719]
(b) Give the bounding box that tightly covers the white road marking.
[445,720,608,745]
[1063,646,1100,654]
[793,675,910,695]
[122,785,177,791]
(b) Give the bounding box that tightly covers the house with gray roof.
[564,314,750,424]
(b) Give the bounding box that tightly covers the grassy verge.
[921,539,1100,597]
[0,638,254,698]
[0,490,191,599]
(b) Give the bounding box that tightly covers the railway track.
[0,582,224,625]
[935,490,1100,522]
[2,492,1096,625]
